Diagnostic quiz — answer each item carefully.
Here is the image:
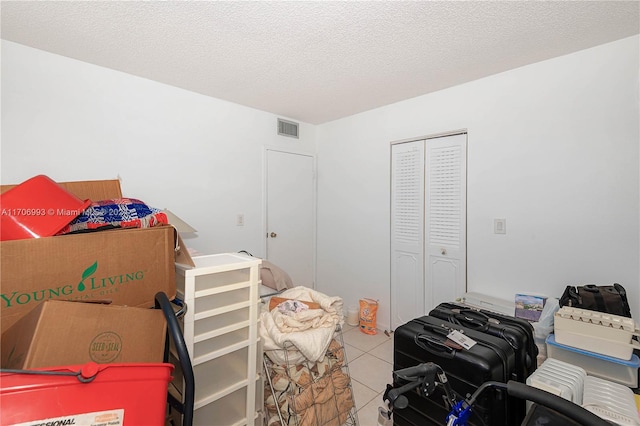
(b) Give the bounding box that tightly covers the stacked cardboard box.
[0,178,193,368]
[1,300,167,369]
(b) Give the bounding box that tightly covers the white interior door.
[265,149,315,287]
[425,133,467,311]
[391,140,425,330]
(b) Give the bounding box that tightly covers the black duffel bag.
[559,283,632,318]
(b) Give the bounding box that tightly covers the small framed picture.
[515,293,547,322]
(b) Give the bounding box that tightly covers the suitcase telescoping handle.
[155,291,195,426]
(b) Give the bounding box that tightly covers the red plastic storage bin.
[0,362,174,425]
[0,174,91,241]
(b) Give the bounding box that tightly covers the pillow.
[260,260,294,291]
[57,198,168,235]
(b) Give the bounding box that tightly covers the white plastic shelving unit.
[175,253,263,426]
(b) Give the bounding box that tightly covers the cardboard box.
[0,178,193,333]
[1,300,167,369]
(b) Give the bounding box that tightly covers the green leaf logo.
[78,261,98,292]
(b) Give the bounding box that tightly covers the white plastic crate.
[546,334,640,388]
[554,306,640,360]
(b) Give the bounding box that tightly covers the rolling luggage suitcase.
[393,316,520,426]
[447,303,538,362]
[429,302,538,380]
[456,301,538,371]
[439,301,538,369]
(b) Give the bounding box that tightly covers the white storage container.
[175,253,263,426]
[546,334,640,388]
[554,306,640,360]
[460,292,514,317]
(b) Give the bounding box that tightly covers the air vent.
[277,118,299,139]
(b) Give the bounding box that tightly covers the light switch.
[494,218,506,234]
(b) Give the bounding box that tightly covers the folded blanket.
[261,286,344,364]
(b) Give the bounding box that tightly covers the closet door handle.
[441,248,447,255]
[270,232,277,238]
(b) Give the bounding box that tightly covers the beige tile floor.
[340,323,394,426]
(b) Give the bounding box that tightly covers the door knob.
[441,248,447,255]
[270,232,277,238]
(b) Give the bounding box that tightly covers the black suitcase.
[393,316,521,426]
[429,302,538,380]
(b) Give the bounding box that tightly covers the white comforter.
[260,286,344,365]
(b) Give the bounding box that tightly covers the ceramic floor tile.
[350,378,380,412]
[356,393,386,426]
[348,353,393,395]
[342,322,358,333]
[341,323,360,335]
[342,327,391,353]
[369,338,394,364]
[344,343,365,363]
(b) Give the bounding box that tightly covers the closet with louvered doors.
[390,132,468,331]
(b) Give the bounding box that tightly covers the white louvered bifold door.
[391,140,425,330]
[425,133,467,312]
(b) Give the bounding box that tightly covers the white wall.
[1,40,316,257]
[316,35,640,331]
[3,36,639,333]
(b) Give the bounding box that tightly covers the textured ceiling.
[1,1,639,124]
